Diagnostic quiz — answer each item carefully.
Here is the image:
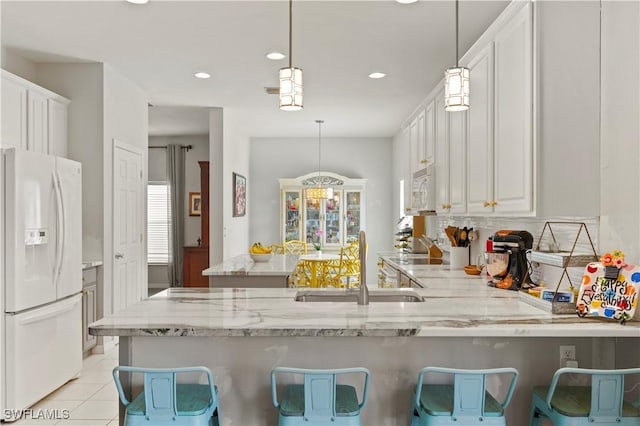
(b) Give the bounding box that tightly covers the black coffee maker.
[486,230,534,290]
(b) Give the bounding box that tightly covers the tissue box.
[540,289,574,303]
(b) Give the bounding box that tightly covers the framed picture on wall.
[189,192,201,216]
[233,172,246,217]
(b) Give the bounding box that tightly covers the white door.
[4,149,57,312]
[55,157,82,299]
[448,110,467,214]
[48,99,68,157]
[113,142,143,312]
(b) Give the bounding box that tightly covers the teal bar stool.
[113,366,220,426]
[271,367,370,426]
[411,367,519,426]
[529,367,640,425]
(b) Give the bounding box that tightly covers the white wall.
[1,47,36,81]
[102,64,149,308]
[600,1,640,261]
[209,108,224,265]
[220,108,250,262]
[249,137,393,282]
[34,63,105,261]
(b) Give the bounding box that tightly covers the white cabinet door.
[401,126,412,213]
[416,108,426,169]
[448,110,467,214]
[48,99,68,157]
[27,90,49,154]
[465,43,495,214]
[424,100,435,166]
[493,2,532,213]
[409,115,419,176]
[434,86,450,214]
[1,75,28,150]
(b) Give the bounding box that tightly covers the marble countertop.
[202,254,299,276]
[82,260,103,269]
[90,265,640,338]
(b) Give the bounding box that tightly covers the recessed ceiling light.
[396,0,418,3]
[368,72,387,79]
[266,52,286,61]
[125,0,149,4]
[194,72,211,79]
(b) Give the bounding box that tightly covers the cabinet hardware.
[491,200,498,206]
[484,201,491,207]
[420,159,427,164]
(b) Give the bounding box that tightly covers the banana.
[249,242,272,254]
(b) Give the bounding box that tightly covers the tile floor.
[13,345,120,426]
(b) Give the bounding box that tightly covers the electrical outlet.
[559,345,576,366]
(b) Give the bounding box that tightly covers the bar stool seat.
[529,367,640,426]
[271,367,370,426]
[411,367,518,426]
[113,366,220,426]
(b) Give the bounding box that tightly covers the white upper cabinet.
[448,110,467,214]
[27,90,49,154]
[1,76,28,150]
[434,86,450,215]
[423,99,435,166]
[464,43,494,214]
[48,99,69,158]
[493,2,532,214]
[1,70,70,157]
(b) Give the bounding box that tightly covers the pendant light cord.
[455,0,459,67]
[288,0,293,69]
[316,120,324,183]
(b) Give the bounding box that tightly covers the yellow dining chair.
[284,240,308,255]
[270,243,285,254]
[325,244,361,288]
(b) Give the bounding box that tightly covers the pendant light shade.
[305,120,333,200]
[280,0,303,111]
[444,0,469,112]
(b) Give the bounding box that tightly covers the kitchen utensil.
[485,252,509,278]
[468,228,478,242]
[459,227,468,246]
[445,226,458,247]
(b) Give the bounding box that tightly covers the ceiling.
[1,0,509,138]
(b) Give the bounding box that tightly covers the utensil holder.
[450,246,469,270]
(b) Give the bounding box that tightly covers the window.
[147,182,170,264]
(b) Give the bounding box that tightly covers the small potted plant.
[313,228,323,256]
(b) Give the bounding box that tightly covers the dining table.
[298,253,340,287]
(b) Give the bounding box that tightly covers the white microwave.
[412,164,435,214]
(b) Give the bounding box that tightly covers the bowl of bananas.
[249,243,273,262]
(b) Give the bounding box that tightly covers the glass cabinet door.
[323,190,342,246]
[304,197,321,247]
[283,190,301,242]
[345,191,362,243]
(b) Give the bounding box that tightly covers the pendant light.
[305,120,333,200]
[279,0,303,111]
[444,0,469,112]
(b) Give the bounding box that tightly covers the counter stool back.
[271,367,370,426]
[529,367,640,426]
[113,366,220,426]
[411,367,518,426]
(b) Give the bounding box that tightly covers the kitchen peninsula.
[90,263,640,426]
[202,253,298,287]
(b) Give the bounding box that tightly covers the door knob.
[115,253,124,259]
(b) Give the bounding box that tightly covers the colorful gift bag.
[576,250,639,324]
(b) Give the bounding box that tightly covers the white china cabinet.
[279,172,366,249]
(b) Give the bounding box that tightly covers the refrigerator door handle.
[14,296,79,325]
[53,172,64,285]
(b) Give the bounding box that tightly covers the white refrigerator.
[1,148,82,420]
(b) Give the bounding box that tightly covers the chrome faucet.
[357,230,369,305]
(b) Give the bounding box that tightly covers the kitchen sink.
[294,289,424,303]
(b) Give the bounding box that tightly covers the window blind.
[147,183,170,264]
